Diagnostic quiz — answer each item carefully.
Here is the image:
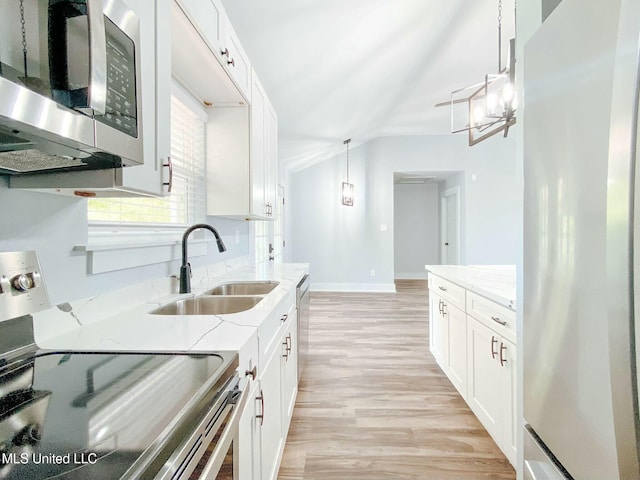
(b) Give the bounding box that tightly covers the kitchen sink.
[203,281,279,296]
[150,296,263,315]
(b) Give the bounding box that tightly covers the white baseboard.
[311,283,397,293]
[394,272,428,280]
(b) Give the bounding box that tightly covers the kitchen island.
[425,264,517,466]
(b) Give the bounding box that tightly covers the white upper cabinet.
[175,0,251,103]
[206,69,278,220]
[120,0,170,197]
[222,19,252,101]
[177,0,225,58]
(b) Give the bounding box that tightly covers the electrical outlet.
[370,270,376,277]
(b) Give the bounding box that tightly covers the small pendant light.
[341,138,354,206]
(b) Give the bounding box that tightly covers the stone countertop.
[33,262,309,353]
[424,265,516,310]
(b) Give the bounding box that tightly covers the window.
[88,89,206,231]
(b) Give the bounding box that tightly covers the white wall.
[0,179,250,305]
[291,134,518,290]
[393,183,439,279]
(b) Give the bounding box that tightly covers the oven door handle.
[197,382,251,478]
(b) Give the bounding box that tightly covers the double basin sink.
[151,281,279,315]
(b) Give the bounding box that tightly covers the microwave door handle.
[87,0,107,115]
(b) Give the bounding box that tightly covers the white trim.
[394,272,428,280]
[75,240,209,274]
[440,186,461,264]
[310,283,397,293]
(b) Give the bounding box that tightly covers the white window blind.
[88,94,206,227]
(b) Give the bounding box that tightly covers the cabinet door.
[237,382,260,480]
[466,317,503,445]
[259,350,283,480]
[429,292,448,367]
[446,302,467,398]
[281,313,298,435]
[251,75,267,217]
[120,0,167,195]
[223,19,252,100]
[501,339,517,466]
[177,0,225,60]
[264,99,278,217]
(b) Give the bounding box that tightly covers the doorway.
[393,175,440,279]
[440,187,461,264]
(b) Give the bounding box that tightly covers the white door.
[441,187,460,264]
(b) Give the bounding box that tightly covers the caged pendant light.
[341,139,354,206]
[435,0,517,146]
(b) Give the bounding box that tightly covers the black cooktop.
[0,350,236,480]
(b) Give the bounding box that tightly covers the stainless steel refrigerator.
[523,0,640,478]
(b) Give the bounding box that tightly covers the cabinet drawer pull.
[245,366,257,380]
[256,390,265,426]
[438,286,447,292]
[281,313,288,323]
[491,336,498,359]
[438,299,443,314]
[163,156,173,193]
[221,47,229,57]
[286,334,292,353]
[491,315,507,326]
[227,57,235,67]
[500,343,507,366]
[441,302,447,316]
[282,338,290,360]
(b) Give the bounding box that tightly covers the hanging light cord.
[497,0,502,72]
[344,138,351,183]
[20,0,28,77]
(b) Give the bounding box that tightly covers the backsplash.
[0,180,250,305]
[32,255,251,345]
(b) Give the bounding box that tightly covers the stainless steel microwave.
[0,0,143,175]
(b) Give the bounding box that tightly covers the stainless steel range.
[0,251,247,479]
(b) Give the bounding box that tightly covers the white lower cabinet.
[281,312,298,433]
[429,292,448,367]
[466,316,516,466]
[259,345,283,480]
[428,289,466,398]
[238,291,299,480]
[428,272,517,466]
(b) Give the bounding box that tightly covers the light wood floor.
[278,280,515,480]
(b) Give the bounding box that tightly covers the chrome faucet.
[180,223,227,294]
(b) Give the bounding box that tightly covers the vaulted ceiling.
[221,0,516,172]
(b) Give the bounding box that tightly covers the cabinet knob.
[281,313,288,323]
[221,47,229,57]
[227,57,235,67]
[245,366,257,380]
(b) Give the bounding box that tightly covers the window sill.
[74,239,209,274]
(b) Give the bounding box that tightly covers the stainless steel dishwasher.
[296,275,310,381]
